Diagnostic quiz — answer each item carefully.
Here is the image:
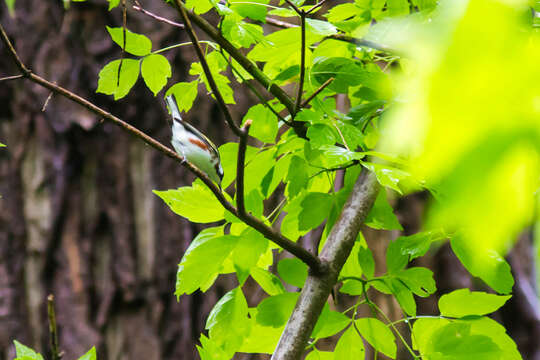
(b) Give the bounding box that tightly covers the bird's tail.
[165,95,182,122]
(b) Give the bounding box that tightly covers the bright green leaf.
[165,81,198,113]
[78,347,97,360]
[307,124,336,148]
[356,317,397,358]
[439,288,511,318]
[299,192,334,230]
[233,229,268,284]
[185,0,213,14]
[365,190,402,230]
[312,306,351,339]
[306,19,338,36]
[250,267,285,296]
[96,59,140,100]
[357,245,375,279]
[427,322,502,360]
[334,326,365,360]
[141,54,171,96]
[106,26,152,56]
[256,292,299,327]
[231,0,270,22]
[153,183,225,223]
[13,341,44,360]
[206,287,249,354]
[244,104,278,143]
[176,229,238,297]
[277,257,308,288]
[387,278,416,316]
[396,267,436,297]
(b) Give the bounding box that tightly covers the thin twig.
[284,0,302,15]
[306,0,328,14]
[0,74,24,82]
[301,77,334,108]
[236,120,252,215]
[47,295,61,360]
[174,0,242,137]
[265,17,296,29]
[132,2,184,28]
[294,12,306,114]
[0,22,324,274]
[42,92,53,112]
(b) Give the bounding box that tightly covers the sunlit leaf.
[106,26,152,56]
[356,317,397,358]
[439,289,511,318]
[96,59,140,100]
[141,54,171,96]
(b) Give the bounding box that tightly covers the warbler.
[165,95,224,185]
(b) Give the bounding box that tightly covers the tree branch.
[0,22,323,274]
[132,1,185,28]
[271,170,380,360]
[174,0,242,137]
[236,120,252,216]
[170,2,297,116]
[301,77,333,108]
[283,0,302,15]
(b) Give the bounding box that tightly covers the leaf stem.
[47,295,61,360]
[294,11,306,114]
[133,1,185,28]
[236,120,252,215]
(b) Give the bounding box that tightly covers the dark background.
[1,1,539,359]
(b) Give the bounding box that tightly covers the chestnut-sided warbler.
[165,95,224,185]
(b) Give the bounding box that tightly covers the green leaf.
[96,59,140,100]
[197,334,229,360]
[305,350,334,360]
[176,229,238,297]
[312,306,351,339]
[206,287,249,354]
[334,326,365,360]
[387,0,409,16]
[107,0,120,10]
[0,142,5,147]
[426,322,502,360]
[299,192,334,231]
[13,341,44,360]
[355,317,397,358]
[141,54,171,96]
[286,156,309,198]
[233,229,268,284]
[250,267,285,296]
[439,289,511,318]
[357,245,375,279]
[153,183,225,223]
[256,292,299,327]
[185,0,214,14]
[397,230,446,261]
[306,19,338,36]
[277,258,308,288]
[239,314,284,354]
[231,0,270,22]
[365,190,402,230]
[463,317,522,360]
[385,238,408,274]
[243,104,278,143]
[106,26,152,56]
[222,16,265,48]
[5,0,15,16]
[307,124,336,148]
[165,81,198,113]
[395,267,436,297]
[450,234,514,294]
[387,278,416,316]
[361,162,410,194]
[78,347,97,360]
[244,148,277,195]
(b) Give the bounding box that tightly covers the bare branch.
[301,77,334,108]
[0,74,24,82]
[174,0,242,137]
[266,17,295,29]
[284,0,302,15]
[132,2,184,28]
[271,170,380,360]
[306,0,328,14]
